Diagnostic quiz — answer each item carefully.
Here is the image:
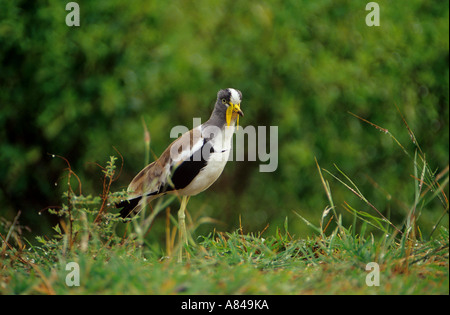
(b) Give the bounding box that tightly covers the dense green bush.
[0,0,448,240]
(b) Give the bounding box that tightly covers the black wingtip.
[116,197,141,219]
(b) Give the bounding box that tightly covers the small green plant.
[30,155,130,261]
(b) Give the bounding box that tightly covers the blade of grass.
[348,111,410,157]
[315,157,343,235]
[394,103,424,157]
[141,117,151,167]
[409,150,427,231]
[322,166,402,235]
[292,210,322,234]
[342,201,388,233]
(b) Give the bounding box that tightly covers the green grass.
[1,225,448,294]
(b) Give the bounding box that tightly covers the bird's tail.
[116,196,142,219]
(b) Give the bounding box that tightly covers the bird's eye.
[222,98,227,105]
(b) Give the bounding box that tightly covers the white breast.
[176,126,235,196]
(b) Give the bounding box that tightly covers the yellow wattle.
[226,105,233,127]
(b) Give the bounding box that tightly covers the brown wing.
[126,126,204,199]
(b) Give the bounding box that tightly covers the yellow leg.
[177,196,190,263]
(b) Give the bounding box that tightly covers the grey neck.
[203,101,228,129]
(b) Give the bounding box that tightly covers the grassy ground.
[1,220,448,295]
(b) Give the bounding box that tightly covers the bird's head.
[217,88,244,128]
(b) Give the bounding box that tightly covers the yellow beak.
[226,103,244,129]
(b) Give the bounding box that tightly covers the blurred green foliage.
[0,0,448,239]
